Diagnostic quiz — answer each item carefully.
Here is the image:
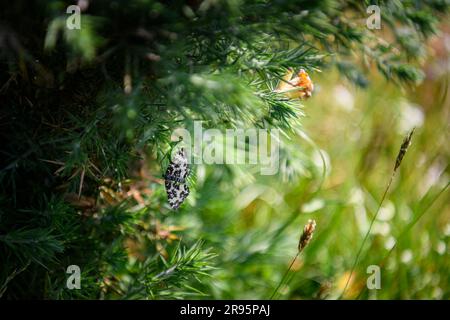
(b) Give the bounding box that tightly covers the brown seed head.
[394,128,415,172]
[298,219,316,252]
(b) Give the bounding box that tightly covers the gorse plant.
[0,0,448,299]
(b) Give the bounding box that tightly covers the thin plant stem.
[340,128,415,299]
[340,172,395,299]
[355,181,449,299]
[270,219,316,299]
[270,252,299,300]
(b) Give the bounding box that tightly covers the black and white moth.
[163,148,190,210]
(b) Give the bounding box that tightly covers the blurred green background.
[172,48,450,301]
[139,40,449,300]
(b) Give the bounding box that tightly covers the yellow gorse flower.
[275,68,314,99]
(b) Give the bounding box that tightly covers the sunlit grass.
[178,69,449,299]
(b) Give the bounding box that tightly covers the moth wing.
[165,149,190,181]
[164,148,190,209]
[165,180,190,210]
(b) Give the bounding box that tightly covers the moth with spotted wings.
[163,148,190,210]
